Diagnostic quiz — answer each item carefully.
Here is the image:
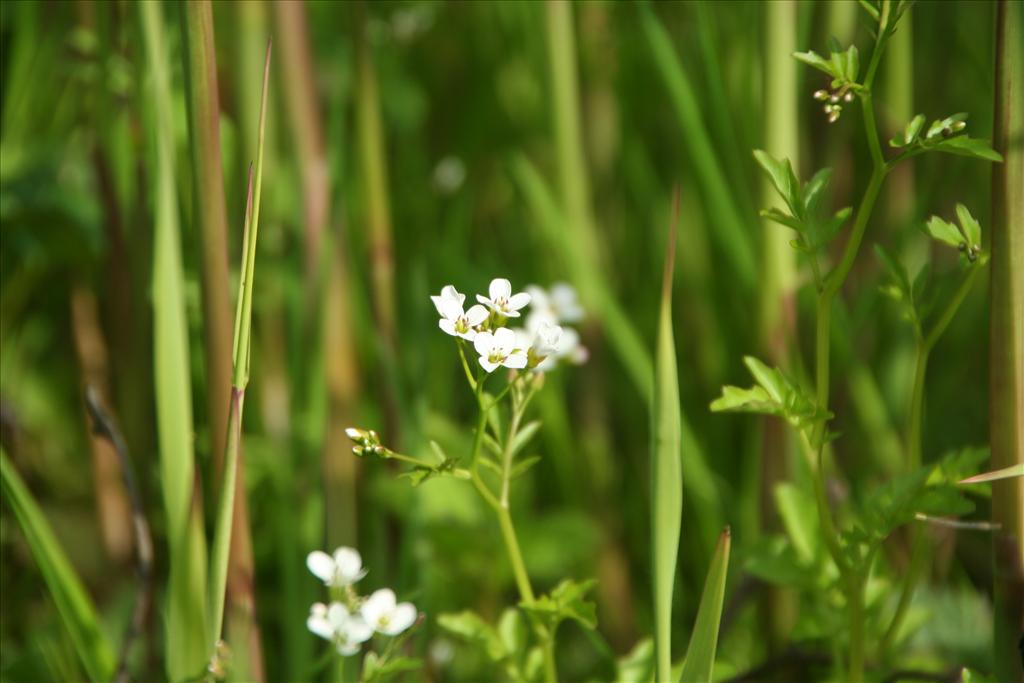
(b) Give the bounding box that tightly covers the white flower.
[361,588,418,636]
[533,324,588,372]
[526,282,583,325]
[431,285,488,340]
[477,278,531,318]
[306,547,367,587]
[473,328,528,373]
[307,602,374,656]
[531,321,562,357]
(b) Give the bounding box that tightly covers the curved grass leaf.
[140,3,209,677]
[1,451,115,682]
[652,189,683,683]
[679,527,732,683]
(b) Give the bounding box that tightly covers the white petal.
[473,331,494,357]
[476,294,493,306]
[440,285,465,307]
[438,318,458,336]
[306,551,335,584]
[551,282,583,322]
[307,603,333,640]
[337,641,362,656]
[526,310,558,334]
[333,547,365,584]
[344,615,375,643]
[440,297,464,322]
[507,292,531,311]
[492,327,517,350]
[327,602,353,630]
[479,357,498,373]
[489,278,512,300]
[382,603,417,636]
[525,285,549,309]
[361,588,397,625]
[503,309,522,318]
[430,295,446,317]
[511,328,534,350]
[503,352,528,370]
[457,328,478,341]
[465,304,489,326]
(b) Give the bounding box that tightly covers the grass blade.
[679,527,731,683]
[990,2,1024,678]
[640,5,756,289]
[959,464,1024,485]
[652,187,683,683]
[140,2,209,678]
[208,38,271,654]
[1,451,116,682]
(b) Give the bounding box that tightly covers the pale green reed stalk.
[989,1,1024,678]
[758,0,799,651]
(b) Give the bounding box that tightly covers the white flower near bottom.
[477,278,531,318]
[432,285,488,340]
[306,547,367,587]
[474,328,528,372]
[361,588,418,636]
[307,602,374,656]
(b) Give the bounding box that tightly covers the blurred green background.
[0,1,1000,681]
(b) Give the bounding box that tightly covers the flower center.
[488,350,507,364]
[454,316,470,333]
[494,296,508,310]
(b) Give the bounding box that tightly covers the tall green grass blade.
[140,2,209,678]
[652,188,683,683]
[509,153,652,398]
[209,40,271,655]
[990,2,1024,678]
[679,527,731,683]
[1,450,116,683]
[640,4,756,288]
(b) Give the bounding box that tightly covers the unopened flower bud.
[813,89,829,101]
[830,94,840,103]
[843,91,854,102]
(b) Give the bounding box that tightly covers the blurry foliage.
[0,1,1001,681]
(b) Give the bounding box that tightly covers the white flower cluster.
[306,547,417,656]
[431,278,587,373]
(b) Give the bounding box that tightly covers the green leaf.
[362,653,422,682]
[615,638,655,683]
[509,420,542,458]
[759,207,803,232]
[926,216,963,249]
[497,608,527,658]
[904,114,926,145]
[753,150,800,215]
[438,611,506,661]
[793,50,839,78]
[509,455,542,480]
[1,451,116,682]
[802,168,833,214]
[679,528,731,683]
[711,357,830,429]
[956,203,982,246]
[652,193,683,683]
[140,3,209,676]
[522,578,598,632]
[774,483,818,564]
[931,135,1003,162]
[843,45,860,82]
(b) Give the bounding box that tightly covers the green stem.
[879,524,927,658]
[906,346,929,472]
[848,574,865,683]
[924,266,981,351]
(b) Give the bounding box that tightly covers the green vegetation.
[1,2,1018,682]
